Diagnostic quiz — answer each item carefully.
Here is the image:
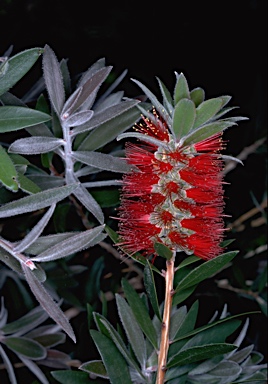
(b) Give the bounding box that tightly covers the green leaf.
[173,300,199,340]
[90,330,132,384]
[174,251,239,292]
[33,333,66,348]
[166,343,237,368]
[8,136,64,154]
[0,106,51,133]
[144,261,162,321]
[154,242,173,260]
[0,47,42,96]
[79,360,108,379]
[181,120,235,147]
[51,370,92,384]
[115,294,147,366]
[174,73,190,104]
[90,189,120,208]
[3,337,46,360]
[17,172,41,194]
[172,98,196,140]
[0,183,78,218]
[72,151,131,173]
[0,144,19,192]
[190,87,205,106]
[156,76,174,115]
[2,306,48,335]
[193,97,224,129]
[122,278,158,349]
[172,285,197,306]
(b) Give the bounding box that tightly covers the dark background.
[0,0,267,366]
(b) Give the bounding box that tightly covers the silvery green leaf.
[77,104,141,151]
[190,87,205,106]
[79,360,108,379]
[73,183,104,223]
[170,306,188,341]
[19,357,49,384]
[222,155,243,165]
[188,356,223,375]
[0,92,53,137]
[31,224,105,262]
[25,232,82,255]
[0,344,17,384]
[174,72,190,104]
[95,69,128,106]
[207,360,242,377]
[22,264,76,342]
[0,144,19,192]
[72,151,132,173]
[0,106,51,133]
[172,98,196,140]
[115,294,146,367]
[228,344,254,363]
[82,180,122,188]
[225,318,249,359]
[62,110,94,127]
[0,247,23,275]
[59,58,71,96]
[93,90,124,113]
[72,99,139,136]
[2,305,48,335]
[117,132,168,149]
[77,57,106,88]
[14,204,56,253]
[180,120,236,147]
[0,47,42,96]
[22,77,45,104]
[61,66,112,116]
[0,299,8,327]
[0,183,78,218]
[193,97,225,129]
[3,336,46,360]
[131,78,170,126]
[16,172,41,194]
[26,175,65,190]
[75,165,101,177]
[8,137,64,155]
[156,76,174,115]
[42,45,65,116]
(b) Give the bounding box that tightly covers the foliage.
[0,46,267,383]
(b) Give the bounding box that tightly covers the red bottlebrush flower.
[117,74,245,260]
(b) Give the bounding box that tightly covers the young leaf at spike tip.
[144,261,162,321]
[190,87,205,106]
[0,106,52,133]
[90,330,132,384]
[0,47,43,96]
[122,278,158,349]
[0,144,19,192]
[172,98,196,140]
[173,72,190,104]
[192,97,225,129]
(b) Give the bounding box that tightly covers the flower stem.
[156,252,175,384]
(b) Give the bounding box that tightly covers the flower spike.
[117,74,246,260]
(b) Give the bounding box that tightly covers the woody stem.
[156,252,175,384]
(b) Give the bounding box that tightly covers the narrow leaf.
[62,67,112,116]
[72,99,139,136]
[190,87,205,106]
[16,172,41,194]
[174,73,190,104]
[144,261,161,320]
[51,370,91,384]
[116,294,147,366]
[122,278,158,349]
[172,285,197,306]
[22,264,76,342]
[42,45,65,115]
[0,47,42,96]
[14,204,56,253]
[193,97,224,129]
[167,343,237,368]
[90,330,132,384]
[77,104,141,151]
[0,184,78,218]
[0,144,19,192]
[156,76,174,115]
[9,137,64,154]
[63,110,94,127]
[79,360,108,379]
[0,106,51,133]
[0,344,18,384]
[31,225,105,262]
[131,78,171,125]
[174,251,238,292]
[73,184,104,224]
[3,337,46,360]
[72,151,132,173]
[2,306,48,335]
[173,98,196,140]
[18,356,50,384]
[181,120,235,146]
[154,242,173,260]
